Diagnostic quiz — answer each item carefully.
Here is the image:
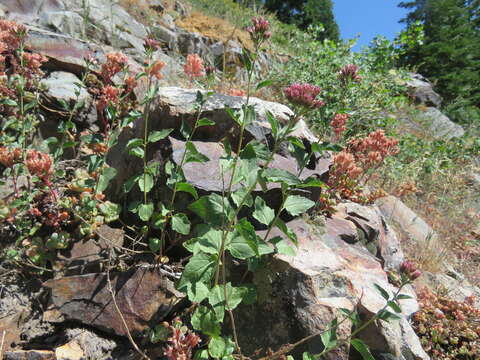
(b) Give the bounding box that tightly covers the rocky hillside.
[0,1,479,360]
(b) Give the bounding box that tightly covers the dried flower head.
[183,54,205,81]
[347,130,399,170]
[21,52,47,78]
[96,85,120,113]
[26,150,53,181]
[0,147,22,168]
[339,64,361,85]
[331,113,349,138]
[100,52,129,83]
[0,20,27,53]
[284,83,325,109]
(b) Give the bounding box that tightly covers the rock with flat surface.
[43,267,183,337]
[235,218,424,359]
[377,196,437,245]
[4,350,56,360]
[406,73,442,108]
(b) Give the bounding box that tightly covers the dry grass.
[176,12,254,51]
[381,160,480,285]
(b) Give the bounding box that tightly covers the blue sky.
[333,1,408,49]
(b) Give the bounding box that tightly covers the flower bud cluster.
[284,83,325,109]
[247,16,271,42]
[339,64,361,85]
[400,260,422,281]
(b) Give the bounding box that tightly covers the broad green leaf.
[303,353,315,360]
[180,119,191,140]
[227,219,259,259]
[126,138,143,149]
[265,110,279,139]
[295,178,326,189]
[193,350,209,360]
[208,336,235,359]
[123,175,140,193]
[275,218,298,245]
[171,213,191,235]
[208,283,250,321]
[148,129,173,143]
[252,197,275,226]
[320,318,337,350]
[231,187,253,208]
[149,237,162,252]
[283,195,315,216]
[197,118,216,127]
[197,226,223,254]
[138,202,154,221]
[388,300,402,313]
[187,282,210,303]
[263,168,301,185]
[177,252,217,292]
[185,141,209,164]
[397,294,413,300]
[96,167,117,193]
[129,146,145,159]
[350,339,374,360]
[138,173,154,193]
[191,306,221,337]
[271,237,296,256]
[256,79,273,91]
[374,284,390,301]
[175,182,199,199]
[188,194,234,226]
[378,310,401,321]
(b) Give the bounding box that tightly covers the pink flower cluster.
[21,52,47,78]
[284,83,325,109]
[331,151,363,180]
[100,52,129,83]
[330,113,349,138]
[400,261,421,281]
[0,20,45,80]
[247,16,271,41]
[0,20,26,53]
[347,130,399,169]
[338,64,361,85]
[164,322,201,360]
[183,54,205,82]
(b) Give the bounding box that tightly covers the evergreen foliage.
[264,0,340,41]
[399,0,480,120]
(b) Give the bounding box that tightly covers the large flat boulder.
[235,219,426,359]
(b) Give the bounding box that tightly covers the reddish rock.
[43,267,182,337]
[235,219,422,359]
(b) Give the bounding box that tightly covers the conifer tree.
[264,0,340,41]
[399,0,480,110]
